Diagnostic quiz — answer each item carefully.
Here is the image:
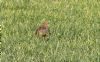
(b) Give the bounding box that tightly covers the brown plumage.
[35,20,49,37]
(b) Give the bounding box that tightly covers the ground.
[1,0,100,62]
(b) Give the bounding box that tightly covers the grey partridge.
[35,20,49,37]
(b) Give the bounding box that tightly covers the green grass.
[1,0,100,62]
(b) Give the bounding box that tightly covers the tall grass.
[1,0,100,62]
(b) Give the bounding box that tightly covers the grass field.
[1,0,100,62]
